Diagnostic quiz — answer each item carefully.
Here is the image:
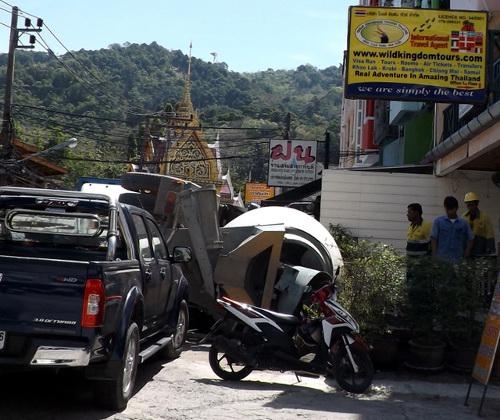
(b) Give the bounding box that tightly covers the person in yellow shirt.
[406,203,433,318]
[463,192,496,256]
[406,203,432,257]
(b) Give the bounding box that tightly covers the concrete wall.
[320,169,500,253]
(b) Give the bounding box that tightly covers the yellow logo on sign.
[355,20,409,48]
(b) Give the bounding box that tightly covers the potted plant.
[443,258,490,372]
[330,225,406,367]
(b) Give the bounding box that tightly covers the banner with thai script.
[472,276,500,385]
[268,139,317,187]
[244,182,275,204]
[346,7,487,103]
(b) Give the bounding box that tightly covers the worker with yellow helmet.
[463,192,496,256]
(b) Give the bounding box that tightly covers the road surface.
[0,341,499,419]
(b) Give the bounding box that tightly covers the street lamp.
[17,137,78,163]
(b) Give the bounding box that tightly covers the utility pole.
[283,112,291,140]
[1,6,42,159]
[1,6,19,159]
[324,130,330,170]
[138,120,150,172]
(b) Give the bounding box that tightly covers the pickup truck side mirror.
[172,246,192,263]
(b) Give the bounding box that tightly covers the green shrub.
[330,223,495,346]
[329,224,406,336]
[441,258,493,347]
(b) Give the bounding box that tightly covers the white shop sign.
[268,139,317,187]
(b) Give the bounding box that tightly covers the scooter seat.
[253,307,299,326]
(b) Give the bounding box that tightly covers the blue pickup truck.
[0,187,192,410]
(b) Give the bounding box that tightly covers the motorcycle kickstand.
[295,372,302,383]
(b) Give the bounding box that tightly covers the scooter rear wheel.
[209,344,253,381]
[334,346,374,394]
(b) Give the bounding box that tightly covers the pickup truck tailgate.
[0,255,89,335]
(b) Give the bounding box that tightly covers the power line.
[13,103,132,124]
[0,1,15,10]
[41,23,104,84]
[56,147,376,165]
[0,5,12,15]
[58,154,255,165]
[13,104,285,134]
[33,39,97,89]
[14,109,280,144]
[15,117,273,151]
[18,129,129,149]
[0,2,150,116]
[163,124,280,131]
[37,25,152,116]
[15,110,132,135]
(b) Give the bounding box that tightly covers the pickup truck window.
[131,214,152,261]
[146,218,168,259]
[6,210,101,236]
[0,196,119,261]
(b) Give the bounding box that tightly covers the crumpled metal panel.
[226,206,343,279]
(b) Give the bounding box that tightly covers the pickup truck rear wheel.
[162,299,189,360]
[94,322,140,411]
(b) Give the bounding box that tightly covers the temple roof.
[159,43,220,186]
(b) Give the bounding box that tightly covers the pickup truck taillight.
[81,278,105,328]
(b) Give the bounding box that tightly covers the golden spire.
[176,42,195,120]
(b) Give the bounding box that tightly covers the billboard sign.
[346,7,488,103]
[268,139,317,187]
[244,182,275,204]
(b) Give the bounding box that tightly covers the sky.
[0,0,358,72]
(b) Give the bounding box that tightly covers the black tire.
[121,172,163,194]
[334,345,374,394]
[161,300,189,360]
[94,322,140,411]
[208,343,253,381]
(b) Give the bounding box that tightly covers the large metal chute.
[117,173,344,316]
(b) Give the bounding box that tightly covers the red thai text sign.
[268,139,317,187]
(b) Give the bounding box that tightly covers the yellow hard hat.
[464,192,479,202]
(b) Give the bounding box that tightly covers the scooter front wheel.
[209,344,253,381]
[334,345,374,393]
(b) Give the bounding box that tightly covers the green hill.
[0,42,342,189]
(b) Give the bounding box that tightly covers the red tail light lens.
[81,278,105,328]
[312,284,333,303]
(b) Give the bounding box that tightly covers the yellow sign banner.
[346,7,488,103]
[244,182,275,204]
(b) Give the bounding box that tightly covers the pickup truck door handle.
[159,267,167,277]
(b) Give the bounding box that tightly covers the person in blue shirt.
[431,196,474,263]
